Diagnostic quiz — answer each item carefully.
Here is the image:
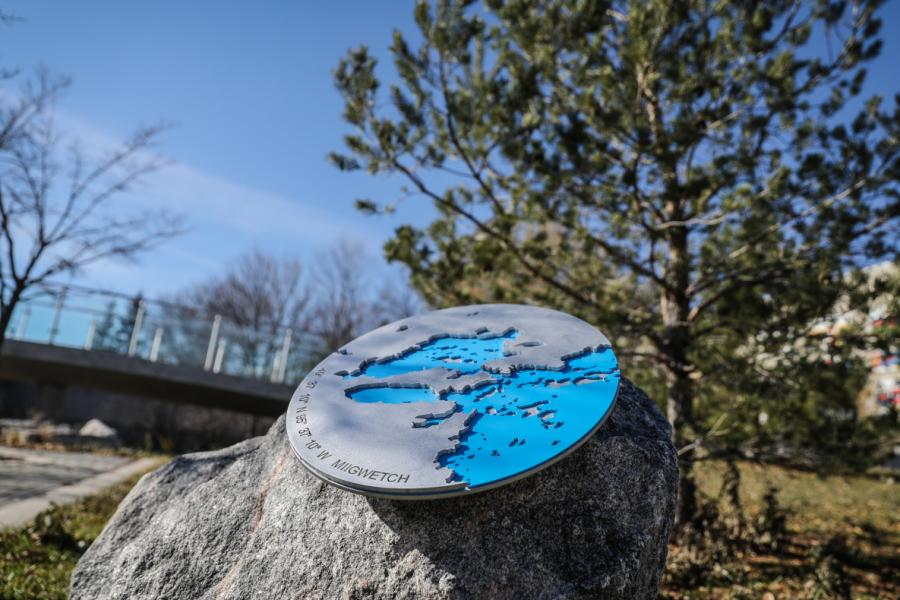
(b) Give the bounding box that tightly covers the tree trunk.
[0,286,27,354]
[665,328,697,527]
[0,304,13,353]
[661,223,697,528]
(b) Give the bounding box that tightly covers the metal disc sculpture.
[287,304,620,499]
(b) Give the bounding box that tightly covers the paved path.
[0,446,160,528]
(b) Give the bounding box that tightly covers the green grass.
[1,460,896,599]
[0,473,146,600]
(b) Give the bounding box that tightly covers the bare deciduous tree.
[172,249,311,372]
[371,275,426,328]
[176,243,424,375]
[181,249,309,333]
[0,71,182,348]
[306,240,370,354]
[306,240,424,356]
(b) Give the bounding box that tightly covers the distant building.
[812,261,898,418]
[858,329,898,416]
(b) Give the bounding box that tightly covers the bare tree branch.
[0,70,183,346]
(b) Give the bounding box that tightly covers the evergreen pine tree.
[330,0,899,525]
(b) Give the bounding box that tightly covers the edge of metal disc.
[286,368,620,500]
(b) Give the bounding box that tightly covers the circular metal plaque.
[286,304,619,499]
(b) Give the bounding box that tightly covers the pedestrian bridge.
[0,285,315,417]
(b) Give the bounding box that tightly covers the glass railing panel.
[2,285,322,385]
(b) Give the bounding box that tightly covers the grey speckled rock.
[70,379,677,600]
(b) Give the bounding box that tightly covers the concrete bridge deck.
[0,340,292,418]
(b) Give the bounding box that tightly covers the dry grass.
[662,461,899,599]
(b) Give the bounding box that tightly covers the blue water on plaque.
[343,330,619,488]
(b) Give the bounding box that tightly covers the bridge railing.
[3,285,318,385]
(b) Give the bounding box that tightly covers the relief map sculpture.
[287,304,620,498]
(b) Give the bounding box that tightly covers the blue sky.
[2,1,898,299]
[2,1,430,296]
